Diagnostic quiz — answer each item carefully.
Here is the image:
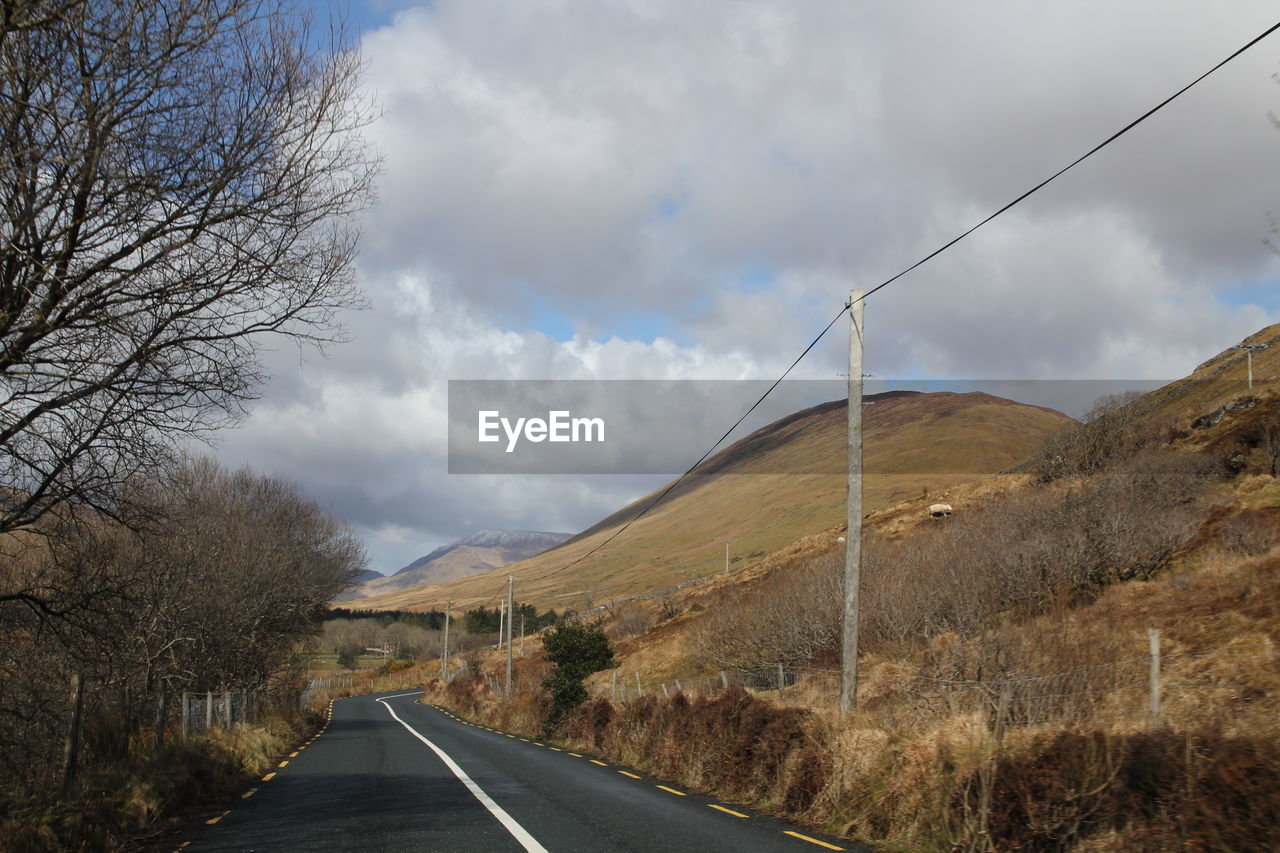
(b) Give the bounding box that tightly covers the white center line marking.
[377,696,548,853]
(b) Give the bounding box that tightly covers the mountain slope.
[1140,322,1280,426]
[354,390,1073,612]
[346,530,570,601]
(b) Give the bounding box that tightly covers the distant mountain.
[355,390,1075,612]
[342,530,571,602]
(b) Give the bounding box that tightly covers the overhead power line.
[535,304,850,584]
[533,17,1280,587]
[856,17,1280,306]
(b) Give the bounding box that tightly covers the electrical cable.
[528,17,1280,588]
[535,302,852,583]
[854,17,1280,307]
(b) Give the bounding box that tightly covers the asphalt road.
[182,689,867,853]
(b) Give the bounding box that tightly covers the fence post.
[661,684,669,697]
[60,672,85,800]
[181,692,189,739]
[720,671,728,690]
[777,662,785,697]
[205,690,213,732]
[611,671,617,701]
[635,673,643,697]
[1148,628,1161,724]
[155,686,167,748]
[674,679,682,693]
[224,691,232,727]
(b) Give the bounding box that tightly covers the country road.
[182,690,866,852]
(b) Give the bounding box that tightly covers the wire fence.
[594,636,1279,732]
[176,689,304,738]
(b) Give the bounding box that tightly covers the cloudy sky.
[213,1,1280,574]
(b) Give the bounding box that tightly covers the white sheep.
[929,503,953,518]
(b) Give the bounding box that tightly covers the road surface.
[182,689,866,852]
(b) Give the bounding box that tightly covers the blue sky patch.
[1216,277,1280,311]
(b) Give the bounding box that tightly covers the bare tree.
[1032,390,1171,481]
[0,0,376,539]
[0,457,367,796]
[692,554,841,672]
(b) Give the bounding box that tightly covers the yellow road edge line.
[618,771,641,779]
[590,759,607,766]
[708,804,748,818]
[205,811,229,825]
[262,772,276,781]
[549,747,562,752]
[278,760,289,767]
[656,785,686,796]
[533,742,544,746]
[289,750,299,757]
[782,830,844,850]
[567,752,582,757]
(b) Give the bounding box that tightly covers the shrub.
[540,621,615,736]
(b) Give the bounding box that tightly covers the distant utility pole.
[1236,343,1270,390]
[505,575,515,696]
[841,289,865,716]
[520,612,526,656]
[498,599,504,651]
[441,599,452,680]
[718,537,737,575]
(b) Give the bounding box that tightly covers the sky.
[211,1,1280,574]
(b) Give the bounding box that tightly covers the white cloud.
[216,0,1280,571]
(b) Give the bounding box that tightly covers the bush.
[950,728,1280,851]
[541,621,615,736]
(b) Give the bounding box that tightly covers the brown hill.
[343,530,571,602]
[1140,322,1280,426]
[354,390,1073,612]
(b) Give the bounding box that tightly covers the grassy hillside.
[1135,321,1280,428]
[427,326,1280,852]
[357,390,1073,612]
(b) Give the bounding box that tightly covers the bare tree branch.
[0,0,377,533]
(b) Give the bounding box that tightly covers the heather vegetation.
[427,378,1280,852]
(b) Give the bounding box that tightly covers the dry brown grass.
[419,336,1280,850]
[422,503,1280,851]
[0,716,307,853]
[356,392,1071,614]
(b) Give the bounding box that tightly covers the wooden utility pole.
[505,575,514,696]
[1148,628,1162,723]
[441,599,452,680]
[841,289,865,715]
[719,537,737,575]
[1235,343,1269,390]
